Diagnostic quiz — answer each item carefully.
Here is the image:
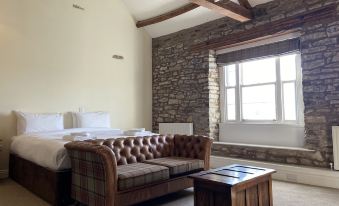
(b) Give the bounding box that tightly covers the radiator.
[159,123,193,135]
[333,126,339,170]
[211,156,339,189]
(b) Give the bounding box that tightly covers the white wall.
[219,123,305,147]
[0,0,152,173]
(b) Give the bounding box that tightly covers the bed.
[9,128,155,206]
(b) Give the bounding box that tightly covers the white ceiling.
[123,0,273,38]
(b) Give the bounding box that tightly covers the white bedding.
[10,128,154,170]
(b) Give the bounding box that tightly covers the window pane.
[225,64,236,87]
[241,57,276,85]
[227,88,236,120]
[283,82,297,121]
[242,84,276,120]
[280,54,297,81]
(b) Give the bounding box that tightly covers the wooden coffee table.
[189,164,276,206]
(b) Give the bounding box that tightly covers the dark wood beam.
[190,0,252,22]
[238,0,252,9]
[191,4,336,51]
[136,3,200,28]
[217,29,301,52]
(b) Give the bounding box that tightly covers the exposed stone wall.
[153,0,339,168]
[301,12,339,166]
[208,50,221,140]
[212,142,325,166]
[152,42,210,135]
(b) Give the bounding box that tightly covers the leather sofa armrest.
[65,141,118,206]
[173,135,214,170]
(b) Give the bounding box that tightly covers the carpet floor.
[0,179,339,206]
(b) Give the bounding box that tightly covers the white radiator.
[159,123,193,135]
[332,126,339,170]
[212,156,339,189]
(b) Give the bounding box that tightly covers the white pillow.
[73,112,111,128]
[15,111,64,135]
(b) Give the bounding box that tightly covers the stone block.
[327,21,339,37]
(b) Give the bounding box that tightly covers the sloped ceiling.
[123,0,273,38]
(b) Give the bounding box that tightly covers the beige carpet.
[1,179,339,206]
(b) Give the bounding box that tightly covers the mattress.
[10,128,154,170]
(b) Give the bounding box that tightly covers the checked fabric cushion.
[143,157,204,176]
[117,163,169,191]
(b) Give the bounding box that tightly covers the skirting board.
[211,156,339,189]
[0,170,8,179]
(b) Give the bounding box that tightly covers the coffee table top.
[189,164,276,187]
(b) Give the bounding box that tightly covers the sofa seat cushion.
[143,157,204,176]
[117,163,169,191]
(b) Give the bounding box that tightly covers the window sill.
[213,141,315,152]
[220,122,304,128]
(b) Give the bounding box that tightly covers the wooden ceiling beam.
[190,4,336,51]
[238,0,252,9]
[189,0,252,22]
[136,3,200,28]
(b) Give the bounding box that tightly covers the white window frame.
[220,52,304,125]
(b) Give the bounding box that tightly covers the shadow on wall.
[0,112,17,170]
[64,112,74,129]
[0,112,17,142]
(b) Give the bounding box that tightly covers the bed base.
[9,154,73,206]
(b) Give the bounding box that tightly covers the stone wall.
[153,0,339,168]
[152,40,211,135]
[208,50,220,139]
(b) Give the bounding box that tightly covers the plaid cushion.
[143,157,204,176]
[68,150,107,206]
[117,163,169,191]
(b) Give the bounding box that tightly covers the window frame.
[220,52,304,125]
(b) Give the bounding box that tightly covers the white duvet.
[10,128,134,170]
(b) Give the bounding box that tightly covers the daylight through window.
[221,53,304,124]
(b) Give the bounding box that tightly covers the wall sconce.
[73,4,85,11]
[112,55,124,60]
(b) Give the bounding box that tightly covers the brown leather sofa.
[65,134,213,206]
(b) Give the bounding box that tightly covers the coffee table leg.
[269,176,273,206]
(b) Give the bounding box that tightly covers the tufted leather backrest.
[173,135,212,160]
[88,135,174,165]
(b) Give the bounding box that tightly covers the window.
[221,53,304,124]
